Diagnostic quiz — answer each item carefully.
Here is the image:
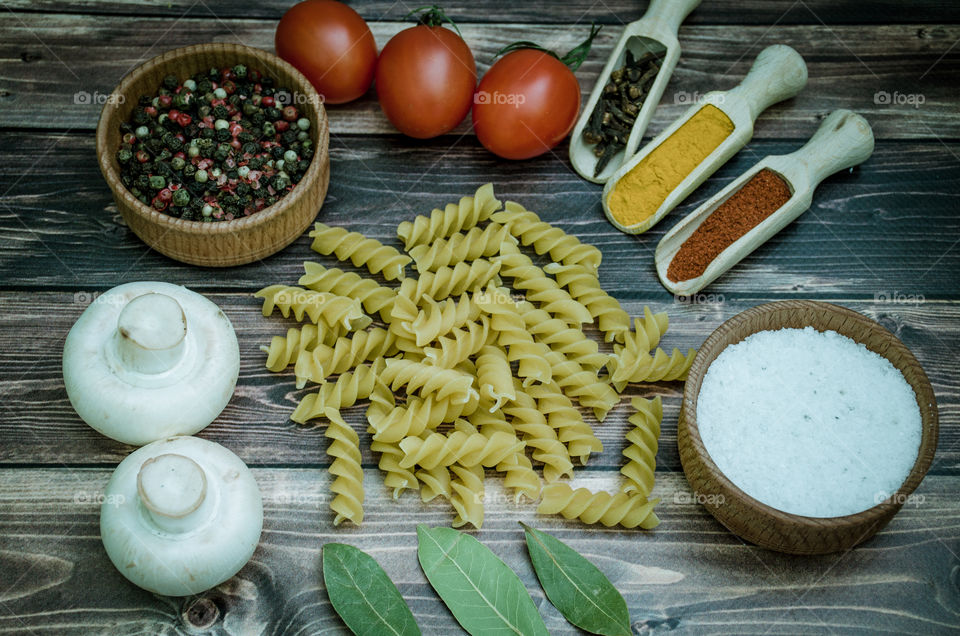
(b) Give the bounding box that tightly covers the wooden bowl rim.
[681,300,939,531]
[94,42,327,237]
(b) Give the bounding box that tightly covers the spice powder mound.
[667,168,792,282]
[606,103,734,228]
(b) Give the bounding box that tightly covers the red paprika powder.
[667,168,792,282]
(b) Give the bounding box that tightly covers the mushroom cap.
[63,281,240,445]
[100,436,263,596]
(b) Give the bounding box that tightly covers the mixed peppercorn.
[115,65,314,221]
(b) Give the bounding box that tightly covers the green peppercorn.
[135,125,150,139]
[183,164,196,178]
[297,117,310,131]
[262,123,276,137]
[162,74,179,90]
[172,189,191,207]
[213,87,228,100]
[149,175,166,190]
[117,148,133,164]
[183,79,197,92]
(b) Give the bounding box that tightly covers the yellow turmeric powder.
[607,104,734,228]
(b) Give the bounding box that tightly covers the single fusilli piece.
[450,463,485,529]
[398,259,502,302]
[368,393,475,443]
[492,200,602,271]
[300,262,397,321]
[475,345,516,411]
[497,252,592,325]
[475,286,552,386]
[322,408,364,526]
[293,328,397,388]
[423,317,493,368]
[309,223,411,281]
[260,324,345,371]
[538,484,660,529]
[622,396,662,497]
[409,222,516,272]
[516,300,610,370]
[290,361,383,423]
[366,383,419,498]
[543,262,630,343]
[526,382,603,465]
[396,183,502,250]
[505,384,573,482]
[543,349,619,423]
[399,429,523,470]
[380,358,478,404]
[409,293,480,347]
[255,285,371,330]
[608,346,696,391]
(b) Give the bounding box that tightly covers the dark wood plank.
[1,18,958,137]
[4,0,959,25]
[2,293,956,474]
[0,469,956,634]
[1,134,958,297]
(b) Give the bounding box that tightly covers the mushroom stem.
[115,293,187,375]
[137,453,213,534]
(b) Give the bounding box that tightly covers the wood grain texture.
[1,2,957,634]
[1,293,956,475]
[0,469,956,635]
[1,134,958,296]
[1,18,957,138]
[4,0,960,24]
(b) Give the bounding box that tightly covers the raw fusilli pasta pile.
[256,184,695,529]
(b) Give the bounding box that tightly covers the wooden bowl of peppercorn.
[96,42,329,267]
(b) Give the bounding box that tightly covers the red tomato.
[472,49,581,160]
[376,25,476,138]
[275,0,377,105]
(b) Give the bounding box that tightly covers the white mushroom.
[63,281,240,445]
[100,436,263,596]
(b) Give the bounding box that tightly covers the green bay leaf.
[522,523,631,636]
[322,543,421,636]
[416,525,549,636]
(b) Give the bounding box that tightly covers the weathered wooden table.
[1,1,958,634]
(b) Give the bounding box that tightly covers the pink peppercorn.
[275,120,289,132]
[260,95,275,108]
[282,106,298,121]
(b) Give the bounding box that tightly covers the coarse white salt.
[697,326,922,518]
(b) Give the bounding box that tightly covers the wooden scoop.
[569,0,702,184]
[655,109,875,296]
[602,44,808,234]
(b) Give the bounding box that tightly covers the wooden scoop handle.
[727,45,808,120]
[786,109,875,186]
[639,0,702,35]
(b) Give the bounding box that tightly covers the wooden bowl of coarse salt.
[678,300,938,555]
